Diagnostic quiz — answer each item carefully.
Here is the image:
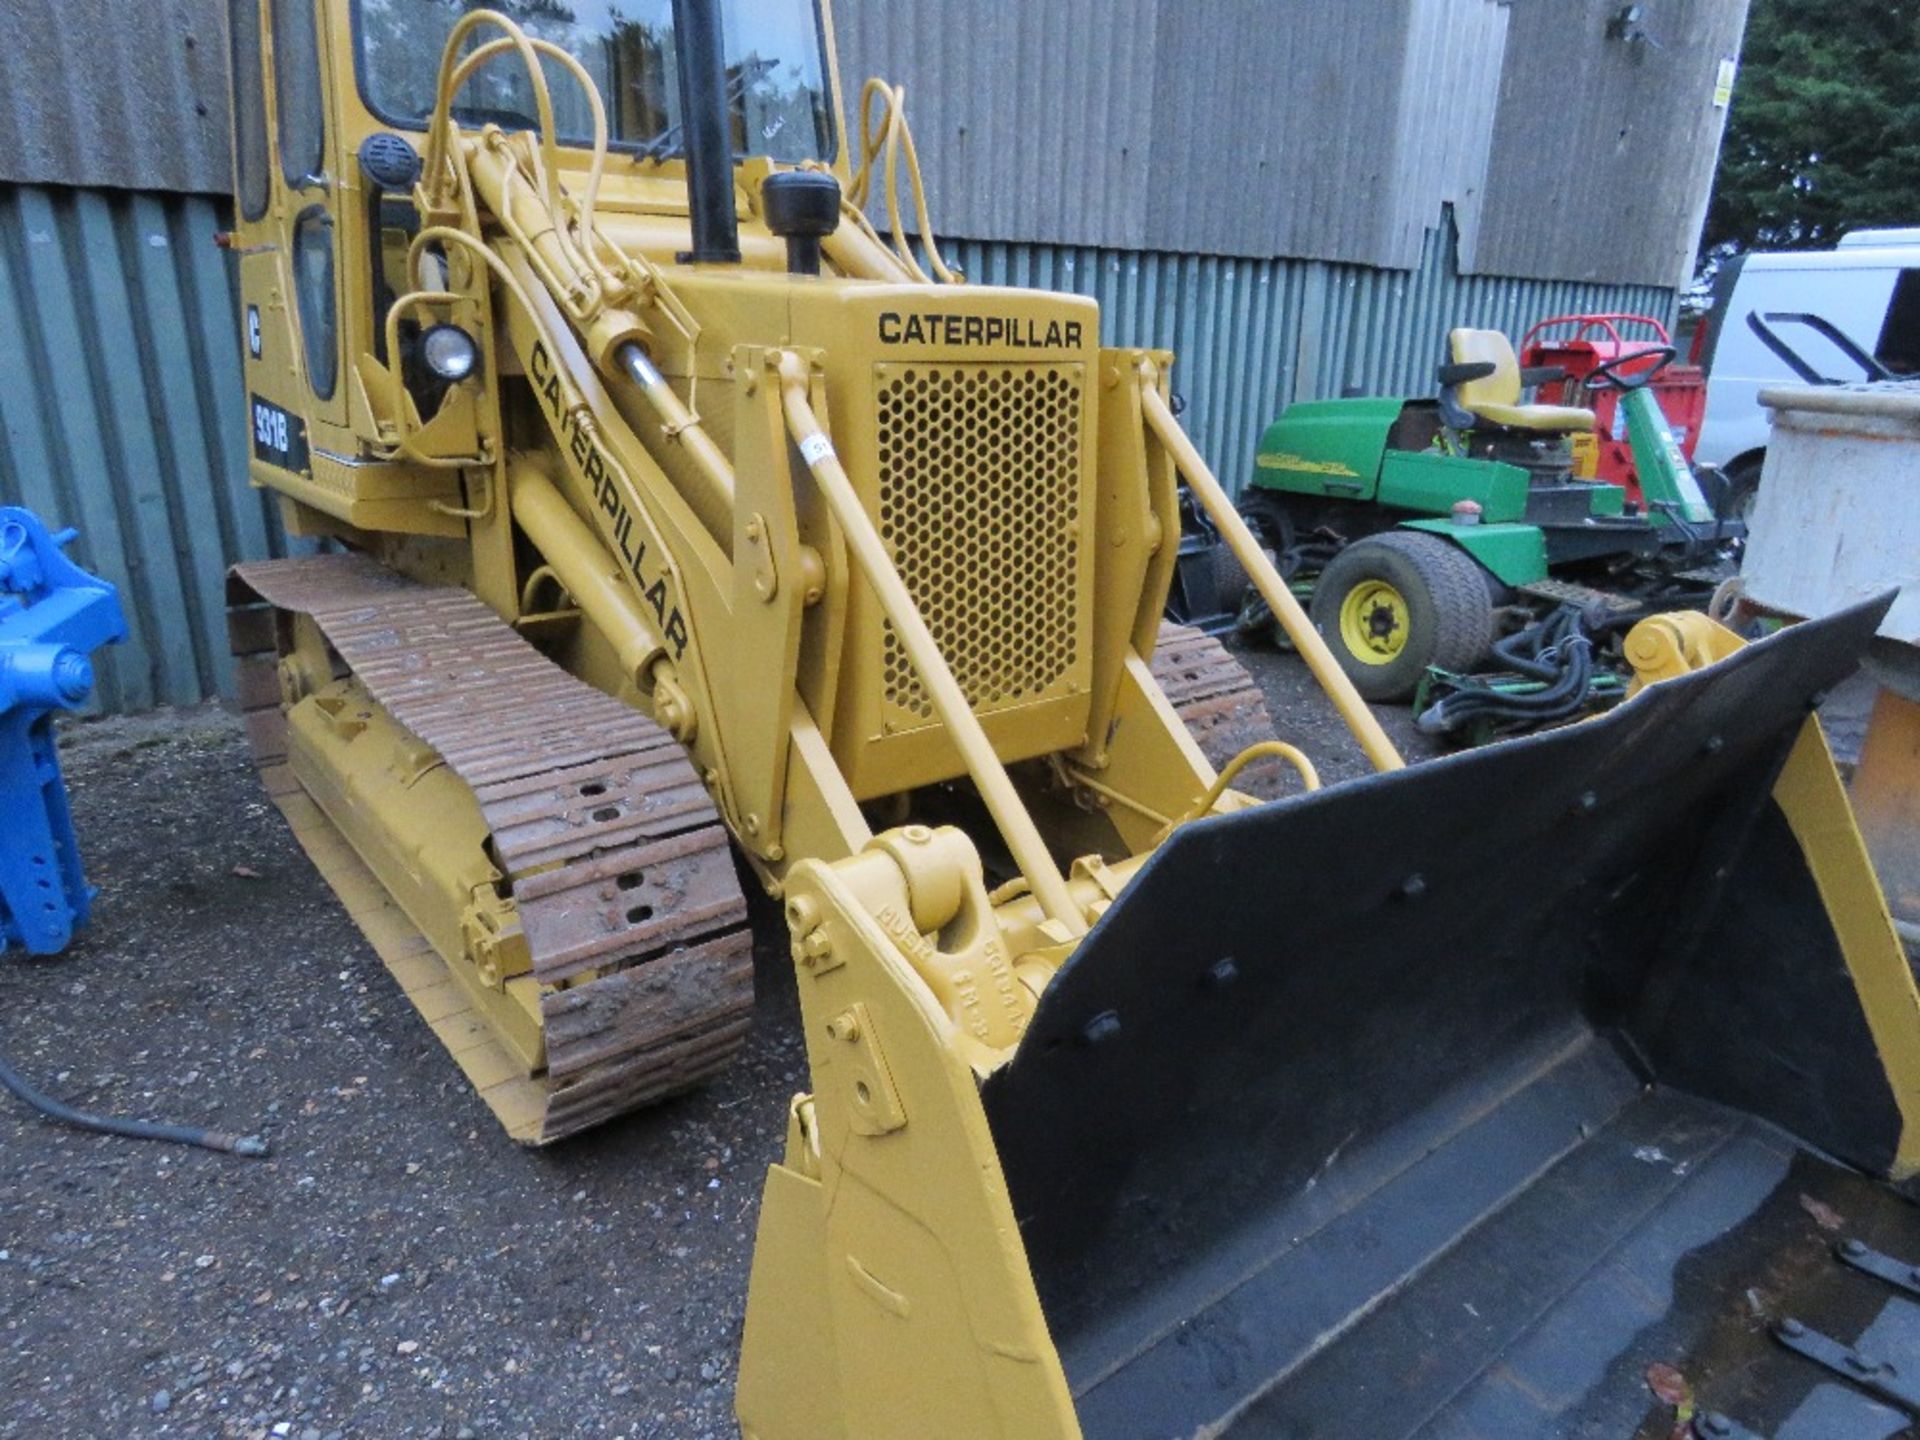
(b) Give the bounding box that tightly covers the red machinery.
[1520,313,1705,506]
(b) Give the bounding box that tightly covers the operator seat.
[1445,328,1596,433]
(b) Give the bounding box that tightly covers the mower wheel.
[1310,531,1495,701]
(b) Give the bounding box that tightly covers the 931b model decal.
[250,395,309,473]
[878,311,1084,350]
[527,340,688,659]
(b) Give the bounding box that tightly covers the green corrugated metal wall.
[951,216,1677,495]
[0,185,1671,714]
[0,183,292,713]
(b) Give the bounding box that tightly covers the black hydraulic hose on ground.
[0,1049,269,1157]
[1415,651,1593,735]
[1488,619,1568,682]
[1416,607,1600,736]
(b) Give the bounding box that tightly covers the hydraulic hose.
[1416,607,1602,737]
[1416,656,1592,735]
[0,1049,269,1158]
[1488,621,1568,682]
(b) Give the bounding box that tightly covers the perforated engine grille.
[876,363,1084,722]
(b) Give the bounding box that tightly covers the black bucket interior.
[982,598,1911,1439]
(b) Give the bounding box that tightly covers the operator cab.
[228,0,845,484]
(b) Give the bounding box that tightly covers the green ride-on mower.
[1235,327,1739,738]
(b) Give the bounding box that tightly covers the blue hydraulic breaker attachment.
[0,509,127,954]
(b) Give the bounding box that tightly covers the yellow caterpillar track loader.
[219,2,1920,1435]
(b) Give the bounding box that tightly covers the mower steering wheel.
[1583,345,1677,392]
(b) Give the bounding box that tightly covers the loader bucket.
[983,595,1920,1438]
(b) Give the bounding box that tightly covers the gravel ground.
[0,707,804,1440]
[6,638,1784,1440]
[1234,637,1438,781]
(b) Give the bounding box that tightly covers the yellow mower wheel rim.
[1338,579,1411,665]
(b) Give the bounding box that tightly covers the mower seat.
[1447,328,1596,433]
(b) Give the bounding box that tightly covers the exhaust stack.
[671,0,742,264]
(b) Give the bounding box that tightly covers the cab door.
[228,0,346,491]
[268,0,348,437]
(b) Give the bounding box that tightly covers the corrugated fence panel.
[1314,219,1680,402]
[0,183,286,713]
[953,217,1674,494]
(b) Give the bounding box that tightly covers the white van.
[1695,227,1920,497]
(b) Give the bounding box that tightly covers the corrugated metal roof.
[0,185,291,712]
[1391,0,1509,270]
[835,0,1745,284]
[836,0,1429,268]
[834,0,1163,253]
[5,0,1744,285]
[1139,0,1416,268]
[0,0,233,195]
[1465,0,1750,287]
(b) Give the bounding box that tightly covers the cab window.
[273,0,327,185]
[229,0,271,218]
[352,0,834,163]
[292,206,339,399]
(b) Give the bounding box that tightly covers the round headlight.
[420,323,479,382]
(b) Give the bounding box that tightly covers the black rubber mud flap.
[981,597,1901,1440]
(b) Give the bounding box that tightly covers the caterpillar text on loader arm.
[223,3,1920,1435]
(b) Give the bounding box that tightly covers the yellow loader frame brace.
[220,3,1920,1434]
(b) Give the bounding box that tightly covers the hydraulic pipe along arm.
[1138,374,1406,773]
[774,353,1087,936]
